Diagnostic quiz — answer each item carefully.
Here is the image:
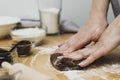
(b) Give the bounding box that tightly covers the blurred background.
[0,0,114,27]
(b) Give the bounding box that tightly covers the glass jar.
[37,0,62,35]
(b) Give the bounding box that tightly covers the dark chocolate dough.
[50,53,83,71]
[16,40,31,56]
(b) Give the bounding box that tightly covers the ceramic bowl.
[10,27,46,45]
[0,16,20,38]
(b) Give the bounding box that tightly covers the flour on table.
[30,46,58,67]
[30,47,120,80]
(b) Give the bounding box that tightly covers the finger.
[58,42,65,47]
[57,39,77,52]
[63,40,91,53]
[66,53,86,60]
[57,34,91,53]
[56,43,69,53]
[58,35,75,47]
[79,50,103,67]
[64,52,83,60]
[64,49,90,60]
[58,40,68,47]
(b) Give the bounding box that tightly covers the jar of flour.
[38,0,62,34]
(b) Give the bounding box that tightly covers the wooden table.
[0,33,73,63]
[0,33,73,79]
[0,33,120,80]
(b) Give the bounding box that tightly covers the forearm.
[89,0,110,21]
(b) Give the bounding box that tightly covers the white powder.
[11,27,45,38]
[30,47,120,80]
[40,8,60,34]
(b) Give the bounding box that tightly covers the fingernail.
[79,62,85,67]
[77,64,82,67]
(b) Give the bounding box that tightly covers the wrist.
[87,13,108,27]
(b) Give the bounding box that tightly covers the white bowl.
[11,27,46,45]
[0,16,20,38]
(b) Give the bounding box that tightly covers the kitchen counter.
[0,33,120,80]
[0,33,73,64]
[0,33,73,79]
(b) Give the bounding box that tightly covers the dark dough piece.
[16,40,31,56]
[50,53,84,71]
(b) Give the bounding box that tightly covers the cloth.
[21,19,40,27]
[20,19,80,32]
[111,0,120,17]
[60,20,80,32]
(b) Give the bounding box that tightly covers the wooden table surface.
[0,33,73,79]
[0,33,120,80]
[0,33,73,63]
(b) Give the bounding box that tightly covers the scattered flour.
[30,47,120,80]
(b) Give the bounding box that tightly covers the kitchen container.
[10,25,46,45]
[38,0,62,34]
[0,16,20,38]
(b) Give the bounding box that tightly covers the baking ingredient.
[30,46,120,80]
[11,27,46,44]
[40,8,60,34]
[11,27,45,38]
[16,40,32,56]
[11,27,46,45]
[50,53,83,71]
